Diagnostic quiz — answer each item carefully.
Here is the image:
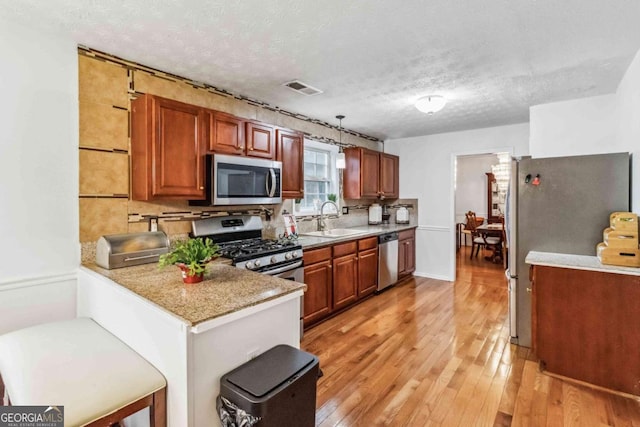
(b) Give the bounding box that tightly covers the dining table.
[476,222,504,263]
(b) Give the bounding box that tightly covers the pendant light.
[335,115,346,169]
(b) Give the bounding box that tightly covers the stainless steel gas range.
[191,215,304,335]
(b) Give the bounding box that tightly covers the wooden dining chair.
[465,211,501,259]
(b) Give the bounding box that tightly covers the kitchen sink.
[302,228,369,238]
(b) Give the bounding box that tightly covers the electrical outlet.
[342,206,349,215]
[247,348,261,361]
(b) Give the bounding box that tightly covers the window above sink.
[294,139,340,217]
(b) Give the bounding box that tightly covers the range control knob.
[254,260,261,267]
[271,256,278,264]
[292,251,300,258]
[245,262,254,270]
[285,252,293,260]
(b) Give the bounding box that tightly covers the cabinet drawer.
[333,241,357,258]
[399,229,415,240]
[303,247,332,265]
[358,236,378,251]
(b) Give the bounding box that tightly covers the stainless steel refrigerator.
[506,152,630,347]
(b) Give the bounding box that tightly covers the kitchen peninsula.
[526,251,640,397]
[78,261,305,427]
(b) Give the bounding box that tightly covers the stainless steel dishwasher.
[377,232,399,291]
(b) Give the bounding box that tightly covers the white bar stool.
[0,318,166,426]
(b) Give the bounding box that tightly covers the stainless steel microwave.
[202,154,282,205]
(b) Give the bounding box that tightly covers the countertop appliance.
[377,232,399,291]
[506,152,630,347]
[96,231,169,269]
[368,203,382,225]
[381,204,390,225]
[192,154,282,206]
[192,215,304,337]
[396,206,409,224]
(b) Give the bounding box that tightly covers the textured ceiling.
[2,0,640,140]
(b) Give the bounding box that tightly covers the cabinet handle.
[526,287,532,293]
[236,146,243,150]
[199,186,204,190]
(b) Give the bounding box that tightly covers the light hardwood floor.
[301,246,640,426]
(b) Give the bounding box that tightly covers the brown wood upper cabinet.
[131,94,206,201]
[343,147,399,200]
[209,114,275,159]
[209,112,245,155]
[245,121,275,159]
[380,153,399,199]
[276,128,304,199]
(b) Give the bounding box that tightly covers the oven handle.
[258,260,303,275]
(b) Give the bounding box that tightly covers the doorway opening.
[454,152,510,276]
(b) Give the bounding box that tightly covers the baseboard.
[414,271,453,282]
[0,271,78,291]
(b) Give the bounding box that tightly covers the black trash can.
[218,344,320,427]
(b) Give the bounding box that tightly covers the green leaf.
[159,237,220,277]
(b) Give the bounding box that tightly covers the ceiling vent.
[282,80,323,96]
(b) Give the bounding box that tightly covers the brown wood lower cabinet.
[303,236,379,328]
[302,247,332,326]
[357,237,379,297]
[532,265,640,396]
[398,229,416,278]
[332,252,358,310]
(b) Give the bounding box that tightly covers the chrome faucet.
[317,200,339,231]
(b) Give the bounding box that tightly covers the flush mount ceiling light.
[335,115,346,169]
[415,95,447,115]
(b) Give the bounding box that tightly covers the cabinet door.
[210,112,244,155]
[361,149,380,198]
[132,95,206,200]
[380,153,399,199]
[246,121,275,159]
[358,247,378,297]
[398,238,407,276]
[398,229,416,278]
[404,237,416,274]
[303,260,333,326]
[333,253,358,310]
[152,96,206,199]
[276,129,304,199]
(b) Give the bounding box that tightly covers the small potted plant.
[158,237,220,284]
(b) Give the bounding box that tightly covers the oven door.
[257,259,304,339]
[212,154,282,205]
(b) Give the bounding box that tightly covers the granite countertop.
[296,223,417,249]
[525,251,640,276]
[82,260,307,326]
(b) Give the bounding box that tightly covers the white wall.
[529,48,640,214]
[616,50,640,213]
[529,94,619,158]
[386,123,529,281]
[0,18,79,333]
[455,154,499,225]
